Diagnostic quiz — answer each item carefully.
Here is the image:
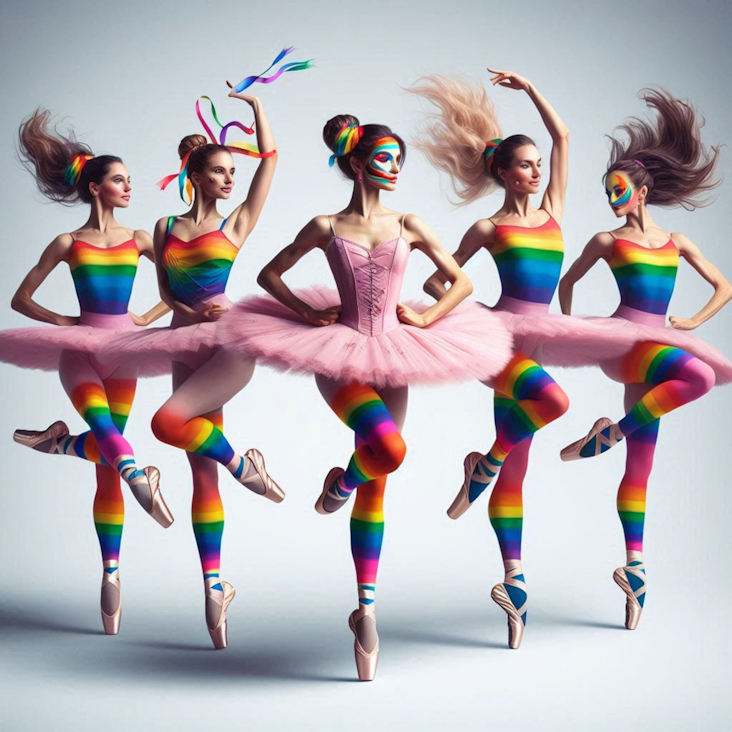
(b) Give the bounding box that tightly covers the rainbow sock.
[93,465,124,576]
[471,356,568,502]
[329,384,406,499]
[351,476,386,607]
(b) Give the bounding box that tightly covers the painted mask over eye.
[605,170,638,209]
[364,137,401,190]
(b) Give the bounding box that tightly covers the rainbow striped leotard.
[69,238,139,315]
[490,215,564,312]
[161,217,238,309]
[610,238,679,318]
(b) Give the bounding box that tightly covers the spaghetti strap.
[399,214,408,239]
[219,217,228,231]
[326,216,337,237]
[166,216,176,237]
[608,230,618,241]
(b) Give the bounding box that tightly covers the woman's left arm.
[225,91,278,245]
[398,215,473,328]
[670,232,732,330]
[130,229,171,326]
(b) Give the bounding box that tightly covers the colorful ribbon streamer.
[233,47,313,93]
[64,153,94,186]
[157,96,276,204]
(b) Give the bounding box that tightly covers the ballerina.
[2,110,173,634]
[558,89,731,629]
[217,112,572,678]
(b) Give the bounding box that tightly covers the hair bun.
[178,134,208,160]
[323,114,360,152]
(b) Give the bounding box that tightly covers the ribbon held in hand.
[233,47,313,93]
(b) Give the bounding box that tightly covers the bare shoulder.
[133,229,154,251]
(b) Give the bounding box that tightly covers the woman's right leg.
[152,348,281,501]
[315,376,408,681]
[451,353,569,517]
[314,378,407,515]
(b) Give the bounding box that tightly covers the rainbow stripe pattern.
[618,343,700,434]
[191,410,225,587]
[470,354,568,503]
[610,239,679,315]
[617,420,659,554]
[162,224,238,308]
[69,239,138,315]
[330,384,407,496]
[68,379,139,473]
[351,475,386,607]
[151,406,236,468]
[491,216,564,305]
[488,394,532,560]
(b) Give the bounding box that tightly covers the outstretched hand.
[128,311,147,327]
[198,302,229,322]
[487,68,531,92]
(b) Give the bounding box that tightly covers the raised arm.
[129,229,171,326]
[225,89,278,245]
[669,232,732,330]
[399,215,473,328]
[257,216,340,327]
[11,234,77,326]
[423,218,494,300]
[488,68,569,223]
[558,232,615,314]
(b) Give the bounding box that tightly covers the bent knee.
[687,359,716,397]
[547,384,570,420]
[379,432,407,474]
[151,408,183,446]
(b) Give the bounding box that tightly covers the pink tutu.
[218,287,517,388]
[0,313,169,378]
[540,312,732,385]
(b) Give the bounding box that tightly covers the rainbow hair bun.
[64,153,94,187]
[482,139,503,173]
[329,123,363,167]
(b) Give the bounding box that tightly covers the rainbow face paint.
[364,137,401,190]
[605,170,639,210]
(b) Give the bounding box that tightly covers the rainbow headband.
[157,96,276,204]
[329,124,363,167]
[64,154,94,186]
[232,46,314,93]
[483,139,503,173]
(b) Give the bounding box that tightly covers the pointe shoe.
[205,579,236,650]
[560,417,620,461]
[348,607,379,681]
[129,467,174,528]
[13,420,69,451]
[101,571,122,635]
[242,449,285,503]
[447,452,485,520]
[314,467,347,515]
[613,562,646,630]
[491,569,528,649]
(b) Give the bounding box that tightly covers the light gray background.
[1,1,730,730]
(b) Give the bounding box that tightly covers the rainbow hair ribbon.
[157,96,276,204]
[64,153,94,186]
[329,124,363,167]
[232,47,313,93]
[483,139,503,173]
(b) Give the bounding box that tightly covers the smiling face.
[363,137,402,191]
[191,150,236,200]
[497,144,542,195]
[89,162,132,208]
[605,170,642,216]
